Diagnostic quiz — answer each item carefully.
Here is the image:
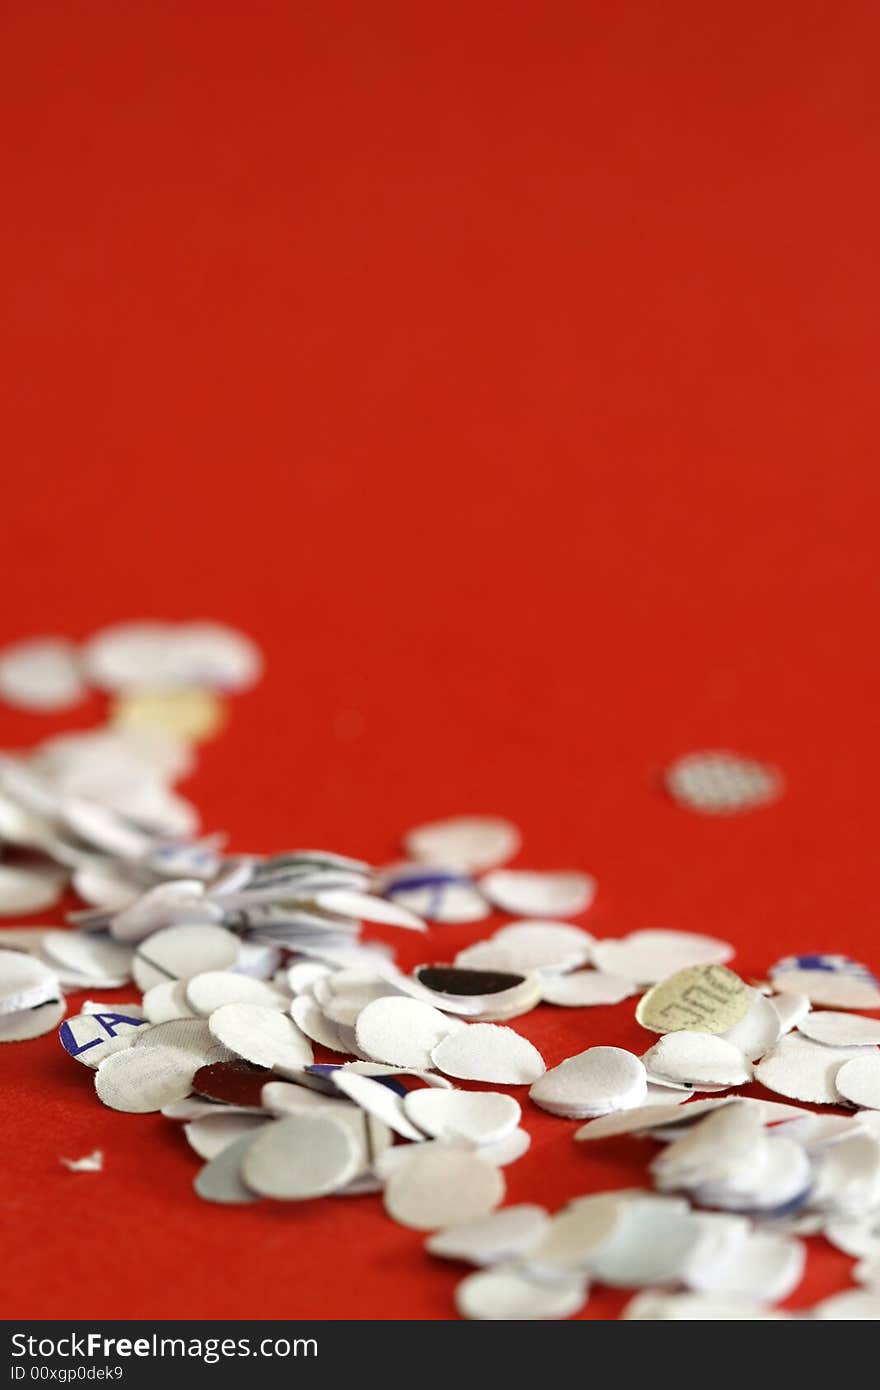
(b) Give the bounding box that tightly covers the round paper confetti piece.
[260,1084,392,1171]
[289,995,348,1052]
[426,1205,550,1266]
[133,1016,223,1061]
[797,1012,880,1049]
[0,865,64,917]
[207,1003,313,1073]
[530,1047,647,1118]
[643,1033,751,1088]
[111,688,226,743]
[329,1069,425,1142]
[0,637,86,711]
[719,990,782,1061]
[242,1113,360,1199]
[666,750,781,814]
[401,964,542,1021]
[486,921,595,972]
[754,1034,868,1105]
[134,923,240,989]
[384,1144,505,1230]
[95,1044,196,1112]
[541,970,635,1007]
[476,1127,532,1167]
[431,1023,545,1085]
[83,623,186,691]
[770,954,880,1010]
[455,1265,586,1321]
[403,1088,521,1145]
[171,622,263,691]
[526,1193,622,1272]
[685,1228,805,1302]
[0,996,65,1042]
[636,964,750,1036]
[42,930,133,985]
[59,1007,147,1068]
[480,870,595,919]
[355,996,462,1070]
[312,888,425,932]
[383,866,490,924]
[0,949,59,1014]
[286,961,331,994]
[835,1055,880,1111]
[110,880,222,944]
[84,621,261,693]
[185,1113,269,1160]
[186,971,285,1016]
[592,930,734,986]
[143,980,197,1023]
[589,1195,701,1287]
[575,1097,731,1141]
[623,1292,790,1320]
[194,1131,262,1205]
[72,863,140,910]
[769,992,811,1034]
[404,816,520,872]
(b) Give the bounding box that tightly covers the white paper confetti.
[95,1043,197,1112]
[329,1069,427,1142]
[383,1144,505,1230]
[354,996,463,1070]
[835,1054,880,1111]
[403,1088,521,1145]
[530,1047,647,1119]
[194,1131,262,1205]
[479,870,595,919]
[754,1034,868,1105]
[770,954,880,1010]
[431,1023,546,1085]
[207,1003,313,1073]
[242,1113,360,1199]
[184,1112,269,1160]
[133,922,240,990]
[143,979,197,1023]
[797,1011,880,1049]
[0,995,65,1042]
[0,864,65,916]
[404,816,520,872]
[643,1032,751,1089]
[426,1205,550,1266]
[0,637,86,712]
[186,970,285,1016]
[588,1194,702,1286]
[455,1264,587,1320]
[592,930,734,986]
[525,1193,622,1274]
[0,948,60,1014]
[42,930,133,986]
[541,970,635,1007]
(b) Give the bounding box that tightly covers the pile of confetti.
[1,622,879,1320]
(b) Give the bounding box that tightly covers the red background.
[1,2,878,1319]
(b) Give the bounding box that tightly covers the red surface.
[1,1,878,1319]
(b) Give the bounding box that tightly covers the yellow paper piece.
[636,964,749,1035]
[111,688,226,744]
